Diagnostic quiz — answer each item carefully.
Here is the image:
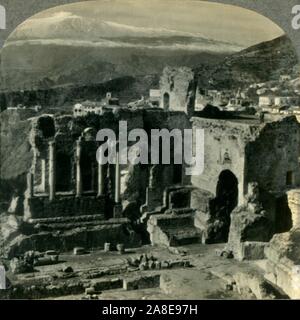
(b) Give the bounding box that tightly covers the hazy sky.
[19,0,284,47]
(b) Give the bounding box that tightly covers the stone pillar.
[41,159,46,193]
[115,149,121,204]
[27,171,34,199]
[287,189,300,228]
[76,139,82,197]
[48,141,56,201]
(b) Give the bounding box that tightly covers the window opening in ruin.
[275,195,293,233]
[286,171,294,186]
[56,153,72,192]
[38,117,55,138]
[163,92,170,110]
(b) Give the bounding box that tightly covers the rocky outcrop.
[226,183,272,260]
[265,229,300,299]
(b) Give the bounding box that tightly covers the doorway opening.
[210,170,238,242]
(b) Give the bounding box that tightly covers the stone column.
[115,149,121,203]
[41,159,46,193]
[76,139,82,197]
[287,189,300,228]
[113,147,123,218]
[27,171,34,199]
[48,141,56,201]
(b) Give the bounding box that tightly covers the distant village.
[7,73,300,123]
[192,74,300,118]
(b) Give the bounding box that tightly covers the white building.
[258,90,276,107]
[274,96,299,107]
[73,93,120,117]
[73,103,103,117]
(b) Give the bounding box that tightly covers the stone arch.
[210,170,239,242]
[37,116,55,138]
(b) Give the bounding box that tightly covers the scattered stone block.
[161,261,170,269]
[169,260,185,268]
[104,243,111,252]
[241,242,267,260]
[34,256,58,266]
[184,260,191,268]
[10,258,34,275]
[222,251,234,259]
[45,250,59,256]
[73,247,86,256]
[139,262,149,271]
[93,278,122,291]
[225,284,234,291]
[123,275,160,291]
[116,244,125,255]
[62,266,74,273]
[169,247,187,256]
[85,287,95,295]
[215,249,223,257]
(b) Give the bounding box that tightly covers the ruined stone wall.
[190,117,260,206]
[0,109,33,209]
[159,67,197,116]
[245,116,300,193]
[25,196,105,220]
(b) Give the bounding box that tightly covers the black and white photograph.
[0,0,300,304]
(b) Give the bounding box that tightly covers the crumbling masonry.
[2,66,300,298]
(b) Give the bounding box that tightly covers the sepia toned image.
[0,0,300,301]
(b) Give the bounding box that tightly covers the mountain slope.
[197,35,299,89]
[0,10,241,91]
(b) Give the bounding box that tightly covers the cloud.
[4,37,242,53]
[102,20,207,38]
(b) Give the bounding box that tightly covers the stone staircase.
[28,214,107,232]
[144,185,203,247]
[2,215,142,259]
[147,210,203,247]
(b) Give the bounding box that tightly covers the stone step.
[152,214,195,228]
[164,227,202,246]
[4,220,141,259]
[147,213,202,247]
[165,208,195,215]
[28,214,106,225]
[32,217,130,232]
